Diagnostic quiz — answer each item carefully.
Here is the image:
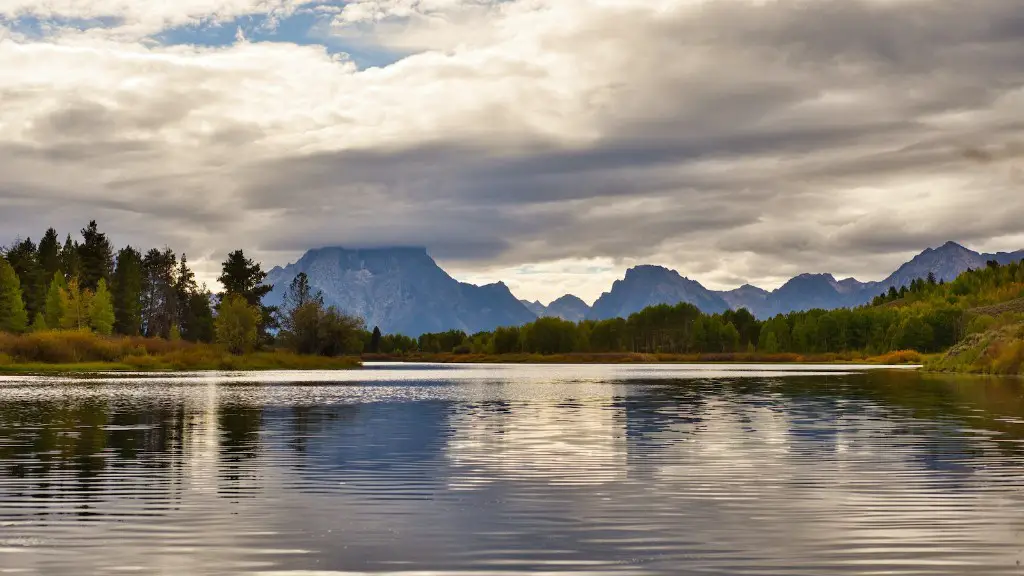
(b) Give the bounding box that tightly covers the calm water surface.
[1,363,1023,575]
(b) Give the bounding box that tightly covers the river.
[1,363,1022,574]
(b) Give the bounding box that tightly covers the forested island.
[1,221,1022,374]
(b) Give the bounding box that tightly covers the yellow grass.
[0,330,360,373]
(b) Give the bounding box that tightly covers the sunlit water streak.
[0,363,1021,575]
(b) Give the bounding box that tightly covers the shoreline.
[360,351,926,366]
[0,354,362,375]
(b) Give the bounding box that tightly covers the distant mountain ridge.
[587,265,730,320]
[715,241,1024,317]
[265,242,1024,336]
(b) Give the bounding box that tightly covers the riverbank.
[0,331,361,374]
[361,350,925,365]
[925,320,1024,375]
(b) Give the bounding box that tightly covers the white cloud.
[1,0,1023,300]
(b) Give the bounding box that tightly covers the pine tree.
[370,326,382,353]
[29,312,47,332]
[218,250,272,306]
[183,290,215,343]
[141,248,177,338]
[89,279,115,335]
[5,238,45,317]
[60,278,92,331]
[0,258,28,333]
[37,228,61,281]
[112,246,144,336]
[218,249,274,345]
[60,234,80,281]
[44,272,67,330]
[77,221,114,291]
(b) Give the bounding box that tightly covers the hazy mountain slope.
[589,265,730,319]
[265,247,535,336]
[519,300,548,317]
[716,284,770,317]
[544,295,591,322]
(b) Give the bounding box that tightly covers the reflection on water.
[1,364,1023,574]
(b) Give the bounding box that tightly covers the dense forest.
[0,221,365,361]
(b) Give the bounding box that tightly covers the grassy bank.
[926,318,1024,376]
[0,330,360,373]
[362,350,923,365]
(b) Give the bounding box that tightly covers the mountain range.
[265,241,1024,336]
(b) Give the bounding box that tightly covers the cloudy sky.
[1,0,1022,304]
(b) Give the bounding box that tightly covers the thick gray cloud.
[1,0,1023,301]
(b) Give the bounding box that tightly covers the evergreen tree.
[174,254,201,339]
[0,258,28,333]
[184,290,215,343]
[60,234,80,281]
[141,248,177,338]
[37,228,61,281]
[218,249,274,344]
[112,246,144,336]
[370,326,382,353]
[218,250,273,306]
[89,279,115,335]
[29,312,47,332]
[4,238,43,319]
[44,272,67,330]
[60,278,92,331]
[77,220,114,291]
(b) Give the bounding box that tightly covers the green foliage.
[112,246,144,336]
[43,272,67,330]
[59,278,92,331]
[77,220,114,291]
[4,237,44,319]
[370,326,382,353]
[29,312,47,333]
[37,228,61,281]
[521,317,577,354]
[406,261,1024,359]
[418,330,468,353]
[218,249,275,345]
[183,291,215,343]
[219,249,272,306]
[279,300,365,357]
[59,234,80,281]
[142,247,177,339]
[0,258,28,334]
[89,279,115,336]
[215,294,261,354]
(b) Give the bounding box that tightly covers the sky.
[1,0,1023,305]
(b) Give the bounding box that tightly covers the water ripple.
[0,365,1021,574]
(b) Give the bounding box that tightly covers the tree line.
[0,221,365,357]
[381,260,1024,357]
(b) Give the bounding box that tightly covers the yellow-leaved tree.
[60,278,93,331]
[89,279,115,335]
[215,294,261,355]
